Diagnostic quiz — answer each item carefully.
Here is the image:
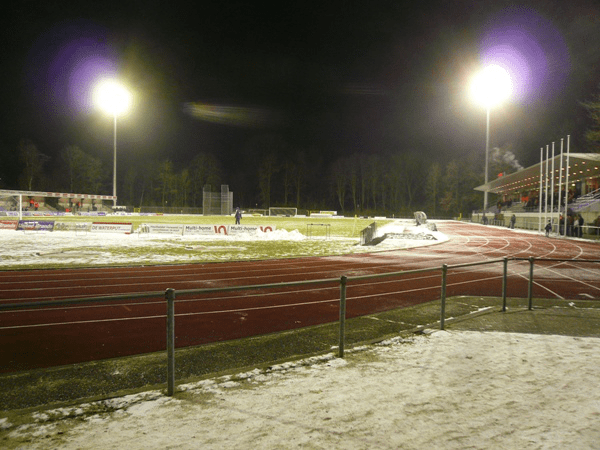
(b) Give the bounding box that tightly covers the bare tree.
[425,162,441,216]
[18,139,48,191]
[156,160,176,207]
[190,153,222,207]
[581,90,600,153]
[258,153,278,208]
[60,145,104,194]
[331,157,349,213]
[282,159,296,206]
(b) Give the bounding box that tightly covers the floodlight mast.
[470,65,512,212]
[94,80,131,208]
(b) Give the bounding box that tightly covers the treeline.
[11,137,490,216]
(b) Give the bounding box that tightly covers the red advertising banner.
[0,221,18,230]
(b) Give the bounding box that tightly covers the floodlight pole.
[113,113,117,208]
[484,107,490,211]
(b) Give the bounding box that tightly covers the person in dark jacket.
[235,207,242,225]
[545,220,552,237]
[578,214,584,237]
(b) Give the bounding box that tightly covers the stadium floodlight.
[94,79,132,207]
[470,65,512,211]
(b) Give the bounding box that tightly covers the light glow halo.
[94,79,132,116]
[470,65,513,108]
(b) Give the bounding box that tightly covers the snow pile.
[372,220,449,249]
[4,331,599,449]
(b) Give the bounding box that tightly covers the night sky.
[2,0,600,193]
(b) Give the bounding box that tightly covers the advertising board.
[90,222,133,234]
[17,220,55,231]
[0,220,18,230]
[139,223,184,235]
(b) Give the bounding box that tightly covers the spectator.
[578,214,584,238]
[559,214,564,235]
[567,214,574,236]
[235,207,242,225]
[545,220,552,237]
[509,214,516,229]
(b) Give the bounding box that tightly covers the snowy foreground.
[3,330,600,449]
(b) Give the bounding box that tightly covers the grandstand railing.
[2,257,599,397]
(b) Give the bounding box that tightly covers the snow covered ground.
[3,330,599,449]
[0,219,448,268]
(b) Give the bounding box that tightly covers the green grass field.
[1,215,398,269]
[54,214,391,238]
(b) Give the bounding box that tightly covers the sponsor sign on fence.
[182,224,276,236]
[17,220,55,231]
[0,220,18,230]
[90,222,133,234]
[54,222,91,232]
[228,225,275,235]
[139,223,184,235]
[183,224,222,235]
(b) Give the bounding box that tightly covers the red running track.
[1,221,599,373]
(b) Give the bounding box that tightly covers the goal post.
[268,207,297,217]
[0,192,19,212]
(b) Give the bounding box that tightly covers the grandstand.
[0,189,116,219]
[474,152,600,235]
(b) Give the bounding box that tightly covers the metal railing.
[2,257,599,396]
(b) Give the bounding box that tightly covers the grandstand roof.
[0,189,116,200]
[474,153,600,196]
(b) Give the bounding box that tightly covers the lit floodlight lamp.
[94,79,132,207]
[470,65,512,212]
[94,80,132,116]
[470,65,512,108]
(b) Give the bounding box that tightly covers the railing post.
[339,276,347,358]
[527,257,535,310]
[166,288,175,396]
[440,264,447,330]
[502,257,508,312]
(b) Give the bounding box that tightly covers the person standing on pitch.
[235,207,242,225]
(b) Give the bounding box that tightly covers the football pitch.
[0,215,397,270]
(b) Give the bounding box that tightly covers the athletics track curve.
[1,221,599,373]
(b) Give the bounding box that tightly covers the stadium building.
[474,152,600,235]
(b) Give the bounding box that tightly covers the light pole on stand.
[94,80,132,208]
[470,65,512,212]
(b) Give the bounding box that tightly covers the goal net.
[0,192,20,216]
[269,207,297,217]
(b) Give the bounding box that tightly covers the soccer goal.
[268,207,297,217]
[0,191,19,216]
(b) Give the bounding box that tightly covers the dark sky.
[2,0,600,188]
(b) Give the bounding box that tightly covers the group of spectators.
[520,189,580,213]
[558,213,586,237]
[27,198,40,211]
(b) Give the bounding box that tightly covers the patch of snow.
[4,331,599,449]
